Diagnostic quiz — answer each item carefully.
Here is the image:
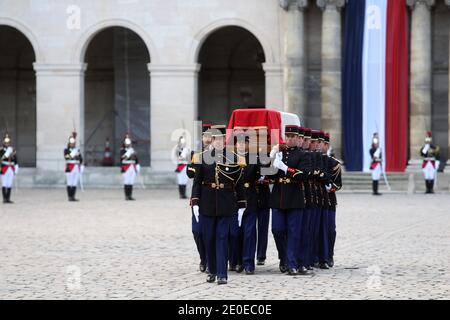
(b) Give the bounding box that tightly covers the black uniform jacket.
[326,156,342,210]
[318,153,332,209]
[240,153,265,213]
[420,144,440,160]
[269,146,311,210]
[304,150,322,209]
[191,148,247,217]
[64,147,83,173]
[0,147,17,174]
[120,148,139,173]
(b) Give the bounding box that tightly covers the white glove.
[273,152,288,174]
[14,164,19,175]
[70,148,79,158]
[136,164,141,173]
[269,145,279,158]
[258,176,266,182]
[422,144,430,155]
[272,152,281,168]
[325,184,332,192]
[4,147,13,158]
[193,205,200,223]
[124,148,135,159]
[238,208,245,227]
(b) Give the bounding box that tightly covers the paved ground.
[0,188,449,300]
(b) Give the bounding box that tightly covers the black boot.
[6,188,13,204]
[124,185,128,200]
[425,180,431,194]
[2,187,7,203]
[179,185,187,199]
[429,180,435,194]
[67,186,72,201]
[372,180,381,195]
[128,185,135,201]
[70,187,79,202]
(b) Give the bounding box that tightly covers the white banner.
[362,0,387,172]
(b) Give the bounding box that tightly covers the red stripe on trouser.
[385,0,408,172]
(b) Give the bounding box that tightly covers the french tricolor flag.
[342,0,409,172]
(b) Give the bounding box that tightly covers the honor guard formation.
[0,124,442,286]
[1,132,18,204]
[187,124,343,284]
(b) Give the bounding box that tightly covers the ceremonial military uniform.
[1,133,18,204]
[255,168,271,266]
[120,134,140,201]
[64,132,83,202]
[269,125,311,275]
[421,131,440,194]
[323,133,342,267]
[297,128,314,271]
[174,136,189,199]
[369,133,382,196]
[308,130,329,270]
[229,135,266,274]
[316,131,333,269]
[188,123,212,273]
[191,125,247,285]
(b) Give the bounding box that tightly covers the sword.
[79,165,85,192]
[138,165,146,190]
[380,160,391,191]
[374,122,391,192]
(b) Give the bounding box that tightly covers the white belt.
[66,160,80,164]
[1,161,14,166]
[122,160,136,164]
[424,158,435,161]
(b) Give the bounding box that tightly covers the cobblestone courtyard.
[1,188,449,300]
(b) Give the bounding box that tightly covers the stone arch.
[73,18,159,64]
[189,18,275,65]
[0,17,43,62]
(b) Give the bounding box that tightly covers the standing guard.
[191,125,247,285]
[1,133,18,204]
[120,134,140,201]
[174,136,190,199]
[369,133,382,196]
[421,131,440,194]
[269,125,311,275]
[188,123,212,273]
[64,132,83,202]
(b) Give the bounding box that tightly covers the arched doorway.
[83,27,151,166]
[198,26,266,124]
[0,26,36,167]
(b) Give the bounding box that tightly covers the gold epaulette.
[192,151,207,164]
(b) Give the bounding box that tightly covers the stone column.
[33,63,86,174]
[149,64,199,172]
[407,0,435,170]
[317,0,345,159]
[263,63,284,111]
[280,0,308,116]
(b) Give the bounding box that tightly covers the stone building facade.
[0,0,449,177]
